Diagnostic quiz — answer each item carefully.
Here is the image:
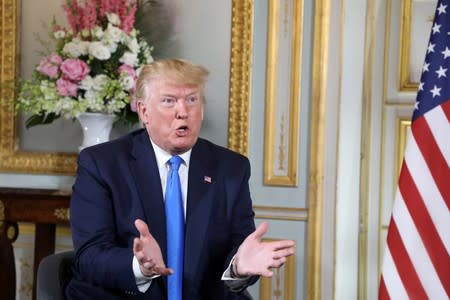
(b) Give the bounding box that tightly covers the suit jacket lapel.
[129,131,167,258]
[184,139,217,279]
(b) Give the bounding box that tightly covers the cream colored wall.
[334,0,367,298]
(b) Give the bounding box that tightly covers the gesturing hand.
[234,221,295,277]
[133,219,173,277]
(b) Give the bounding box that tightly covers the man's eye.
[187,96,199,105]
[161,98,175,106]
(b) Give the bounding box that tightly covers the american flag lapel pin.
[204,176,212,183]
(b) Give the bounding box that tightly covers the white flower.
[89,42,111,60]
[127,37,140,53]
[91,26,104,39]
[60,97,75,110]
[56,97,76,117]
[79,41,90,55]
[39,80,57,99]
[139,41,154,63]
[79,76,94,91]
[93,74,110,91]
[104,24,124,43]
[102,38,118,54]
[54,30,66,39]
[119,73,135,91]
[106,13,121,26]
[63,40,89,57]
[119,51,139,67]
[83,89,98,101]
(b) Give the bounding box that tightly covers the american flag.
[379,1,450,299]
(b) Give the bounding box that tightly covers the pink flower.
[81,1,98,32]
[56,78,78,97]
[118,64,137,93]
[60,59,90,82]
[130,98,137,112]
[120,3,137,34]
[36,54,62,78]
[118,64,137,79]
[63,1,82,35]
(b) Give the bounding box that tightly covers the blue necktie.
[165,156,184,300]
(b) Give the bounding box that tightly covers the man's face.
[138,78,204,155]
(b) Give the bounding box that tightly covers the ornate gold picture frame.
[0,0,77,174]
[227,0,254,156]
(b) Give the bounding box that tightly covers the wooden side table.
[0,188,71,300]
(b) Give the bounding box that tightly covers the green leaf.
[25,113,59,129]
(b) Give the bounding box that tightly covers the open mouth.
[176,126,189,136]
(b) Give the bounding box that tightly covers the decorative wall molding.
[263,0,302,186]
[398,0,435,91]
[260,238,296,299]
[395,117,411,177]
[254,205,308,221]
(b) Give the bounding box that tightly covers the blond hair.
[135,58,209,102]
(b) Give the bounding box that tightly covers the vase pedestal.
[77,113,115,151]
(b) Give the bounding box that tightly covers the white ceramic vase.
[77,112,115,151]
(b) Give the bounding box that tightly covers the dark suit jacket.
[65,129,258,299]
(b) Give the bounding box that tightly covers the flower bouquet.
[16,0,154,128]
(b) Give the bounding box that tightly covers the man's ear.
[137,101,150,124]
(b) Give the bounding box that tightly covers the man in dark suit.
[66,59,295,299]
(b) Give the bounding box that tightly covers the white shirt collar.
[149,138,192,169]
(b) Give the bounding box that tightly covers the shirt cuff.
[221,256,250,281]
[132,256,160,292]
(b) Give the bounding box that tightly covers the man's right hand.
[133,219,173,277]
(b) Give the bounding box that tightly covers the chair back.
[37,251,74,300]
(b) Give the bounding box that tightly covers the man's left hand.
[233,221,295,277]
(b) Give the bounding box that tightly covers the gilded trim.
[18,222,72,236]
[254,205,308,221]
[7,224,16,240]
[227,0,254,156]
[398,0,418,91]
[54,208,70,221]
[0,0,78,174]
[263,0,302,186]
[307,0,329,298]
[395,118,411,178]
[379,0,391,282]
[357,0,377,298]
[260,238,296,299]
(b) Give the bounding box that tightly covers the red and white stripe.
[379,101,450,299]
